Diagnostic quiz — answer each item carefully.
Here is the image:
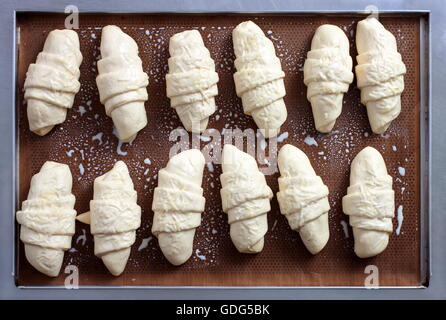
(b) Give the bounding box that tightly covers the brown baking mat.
[16,13,421,287]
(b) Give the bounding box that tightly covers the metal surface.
[0,0,444,300]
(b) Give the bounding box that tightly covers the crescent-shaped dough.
[232,21,287,138]
[78,161,141,276]
[277,144,330,254]
[96,25,148,142]
[355,18,406,134]
[24,29,82,136]
[151,149,205,265]
[220,144,273,253]
[342,146,395,258]
[16,161,77,277]
[303,24,353,132]
[166,30,218,133]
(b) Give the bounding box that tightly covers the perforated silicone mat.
[16,13,421,286]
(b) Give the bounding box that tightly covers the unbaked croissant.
[342,146,395,258]
[303,24,353,133]
[96,25,148,142]
[232,21,287,138]
[77,161,141,276]
[166,30,218,133]
[355,17,406,134]
[220,144,273,253]
[24,29,82,136]
[16,161,77,277]
[277,144,330,254]
[151,149,205,265]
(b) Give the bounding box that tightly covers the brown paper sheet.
[16,13,420,287]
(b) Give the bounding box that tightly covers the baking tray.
[14,12,430,288]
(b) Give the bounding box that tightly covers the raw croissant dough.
[166,30,219,133]
[342,147,395,258]
[303,25,353,133]
[24,29,82,136]
[220,144,273,253]
[77,161,141,276]
[356,17,406,134]
[96,25,148,142]
[16,161,77,277]
[152,149,205,265]
[232,21,287,138]
[277,144,330,254]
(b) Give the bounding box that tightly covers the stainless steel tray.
[0,0,441,300]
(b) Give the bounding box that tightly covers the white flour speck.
[144,158,151,165]
[364,132,369,137]
[79,163,85,175]
[340,220,349,238]
[92,132,103,145]
[396,205,404,235]
[276,132,289,143]
[138,237,152,251]
[211,228,218,234]
[207,162,214,172]
[304,135,318,146]
[398,167,406,176]
[77,106,86,116]
[195,249,206,260]
[113,127,128,156]
[392,145,397,151]
[91,33,96,39]
[66,150,74,157]
[117,140,128,156]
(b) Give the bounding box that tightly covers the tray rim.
[0,2,438,301]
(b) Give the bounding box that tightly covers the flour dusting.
[398,166,406,176]
[195,249,206,261]
[79,163,85,175]
[276,131,289,143]
[304,135,318,146]
[92,132,103,145]
[396,205,404,235]
[138,237,152,251]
